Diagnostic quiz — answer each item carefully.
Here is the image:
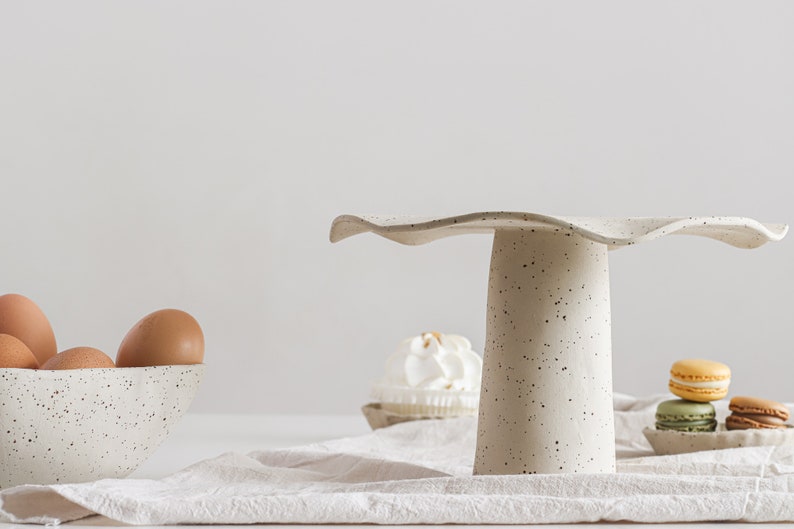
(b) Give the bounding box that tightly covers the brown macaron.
[726,396,790,430]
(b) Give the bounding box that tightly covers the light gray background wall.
[1,1,792,413]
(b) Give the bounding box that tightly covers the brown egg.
[41,347,115,370]
[0,293,57,366]
[0,333,40,369]
[116,309,204,367]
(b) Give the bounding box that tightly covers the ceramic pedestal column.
[474,229,614,475]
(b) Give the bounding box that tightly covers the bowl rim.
[0,363,206,377]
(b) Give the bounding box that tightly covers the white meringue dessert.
[370,332,483,416]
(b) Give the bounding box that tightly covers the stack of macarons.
[655,358,792,433]
[655,359,731,433]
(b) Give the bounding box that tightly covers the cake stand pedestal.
[330,213,787,475]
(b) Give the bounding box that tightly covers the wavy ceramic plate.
[643,426,794,456]
[330,212,788,249]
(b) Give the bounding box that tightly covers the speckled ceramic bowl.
[0,364,204,489]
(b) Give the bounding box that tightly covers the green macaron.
[655,399,717,432]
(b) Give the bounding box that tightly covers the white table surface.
[1,413,791,528]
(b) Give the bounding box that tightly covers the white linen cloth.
[2,393,794,525]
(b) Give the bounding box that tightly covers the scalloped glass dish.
[643,425,794,456]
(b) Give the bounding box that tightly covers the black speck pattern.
[0,365,204,488]
[474,229,615,475]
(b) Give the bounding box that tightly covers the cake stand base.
[474,229,615,475]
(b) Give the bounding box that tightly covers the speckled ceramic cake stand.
[330,213,787,476]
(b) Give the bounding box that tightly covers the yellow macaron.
[668,359,731,402]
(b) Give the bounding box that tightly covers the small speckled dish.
[643,425,794,456]
[361,402,444,429]
[0,364,204,489]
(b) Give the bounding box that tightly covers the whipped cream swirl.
[381,332,482,391]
